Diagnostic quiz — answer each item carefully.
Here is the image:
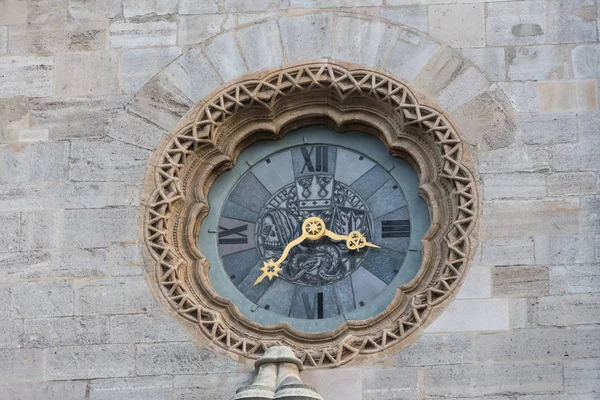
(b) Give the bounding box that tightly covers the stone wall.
[0,0,598,399]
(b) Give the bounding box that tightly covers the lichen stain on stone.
[572,6,597,22]
[511,23,543,37]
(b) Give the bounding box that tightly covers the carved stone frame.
[140,60,480,368]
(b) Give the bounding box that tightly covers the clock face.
[201,127,429,332]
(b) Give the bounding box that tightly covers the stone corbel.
[233,346,323,400]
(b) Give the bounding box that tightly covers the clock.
[200,126,430,332]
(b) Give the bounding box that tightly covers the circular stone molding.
[140,60,480,368]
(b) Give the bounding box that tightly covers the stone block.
[565,358,600,394]
[18,128,48,142]
[520,112,577,145]
[69,0,121,19]
[476,146,548,174]
[110,313,189,343]
[498,81,539,113]
[0,252,51,280]
[535,294,600,326]
[205,32,248,83]
[127,73,193,131]
[64,207,138,248]
[0,349,44,381]
[423,362,562,398]
[8,21,107,53]
[0,26,6,54]
[333,17,400,68]
[69,141,150,182]
[438,67,488,112]
[482,238,535,266]
[539,80,598,112]
[414,46,468,98]
[0,97,29,142]
[291,0,381,7]
[548,173,596,197]
[510,298,534,329]
[573,44,600,79]
[0,1,27,24]
[456,266,491,299]
[492,266,549,298]
[110,18,177,48]
[121,46,181,93]
[381,6,427,32]
[0,142,69,183]
[123,0,177,17]
[89,376,174,400]
[54,52,119,96]
[581,197,600,234]
[46,344,135,380]
[429,4,485,48]
[28,0,67,24]
[486,1,546,46]
[452,87,516,151]
[550,142,600,172]
[179,0,220,14]
[548,0,597,44]
[301,368,362,400]
[162,47,222,102]
[280,13,334,63]
[23,316,109,347]
[135,342,238,375]
[461,48,506,81]
[19,210,61,250]
[108,112,167,151]
[385,30,440,82]
[482,173,546,200]
[0,183,43,210]
[0,316,22,348]
[0,212,20,253]
[0,284,8,317]
[483,199,580,238]
[394,333,472,366]
[236,21,283,71]
[12,280,74,318]
[535,236,595,265]
[50,248,109,278]
[519,394,597,400]
[0,56,53,99]
[178,14,225,46]
[550,265,600,294]
[75,277,157,315]
[173,373,254,400]
[44,182,107,209]
[106,182,140,207]
[362,367,418,400]
[110,243,144,276]
[236,12,278,26]
[507,45,572,81]
[0,381,87,399]
[425,299,509,333]
[226,0,279,11]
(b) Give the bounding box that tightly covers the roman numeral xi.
[218,224,248,244]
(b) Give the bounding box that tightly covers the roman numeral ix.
[218,224,248,244]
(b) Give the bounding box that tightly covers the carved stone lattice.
[140,61,480,368]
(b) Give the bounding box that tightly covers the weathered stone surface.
[0,26,7,54]
[226,0,279,11]
[8,22,107,53]
[492,266,549,297]
[291,0,381,7]
[0,1,27,24]
[0,183,43,210]
[109,243,144,276]
[482,238,535,266]
[123,0,177,17]
[46,344,135,380]
[110,18,177,48]
[23,316,109,347]
[121,46,181,93]
[51,248,109,277]
[461,48,506,81]
[535,236,595,265]
[423,362,562,397]
[0,252,50,280]
[236,21,284,71]
[55,52,119,96]
[573,44,600,79]
[110,314,189,343]
[498,81,539,113]
[482,173,546,200]
[550,264,600,294]
[456,266,491,299]
[20,210,61,250]
[75,277,157,315]
[363,367,418,399]
[452,87,516,151]
[475,327,600,362]
[477,146,548,174]
[507,45,572,81]
[415,46,468,98]
[520,112,577,145]
[486,1,546,46]
[69,0,121,19]
[581,197,600,234]
[178,14,225,46]
[426,299,509,333]
[205,32,248,83]
[547,0,597,44]
[0,349,44,381]
[429,4,484,48]
[483,199,580,237]
[106,182,140,207]
[0,56,53,99]
[30,96,130,140]
[108,111,167,151]
[70,141,150,182]
[548,172,596,197]
[0,381,87,399]
[135,342,238,375]
[89,376,174,400]
[381,6,427,32]
[0,212,20,253]
[18,128,48,142]
[334,16,400,68]
[301,368,361,400]
[535,294,600,326]
[539,80,598,112]
[565,358,600,394]
[162,47,222,102]
[394,333,472,366]
[385,30,440,82]
[44,182,107,209]
[438,67,488,112]
[173,373,254,400]
[64,207,138,248]
[179,0,220,14]
[0,97,29,142]
[12,280,74,318]
[28,0,67,24]
[510,298,534,329]
[280,13,334,63]
[1,142,70,183]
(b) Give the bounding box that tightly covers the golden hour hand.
[322,228,380,251]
